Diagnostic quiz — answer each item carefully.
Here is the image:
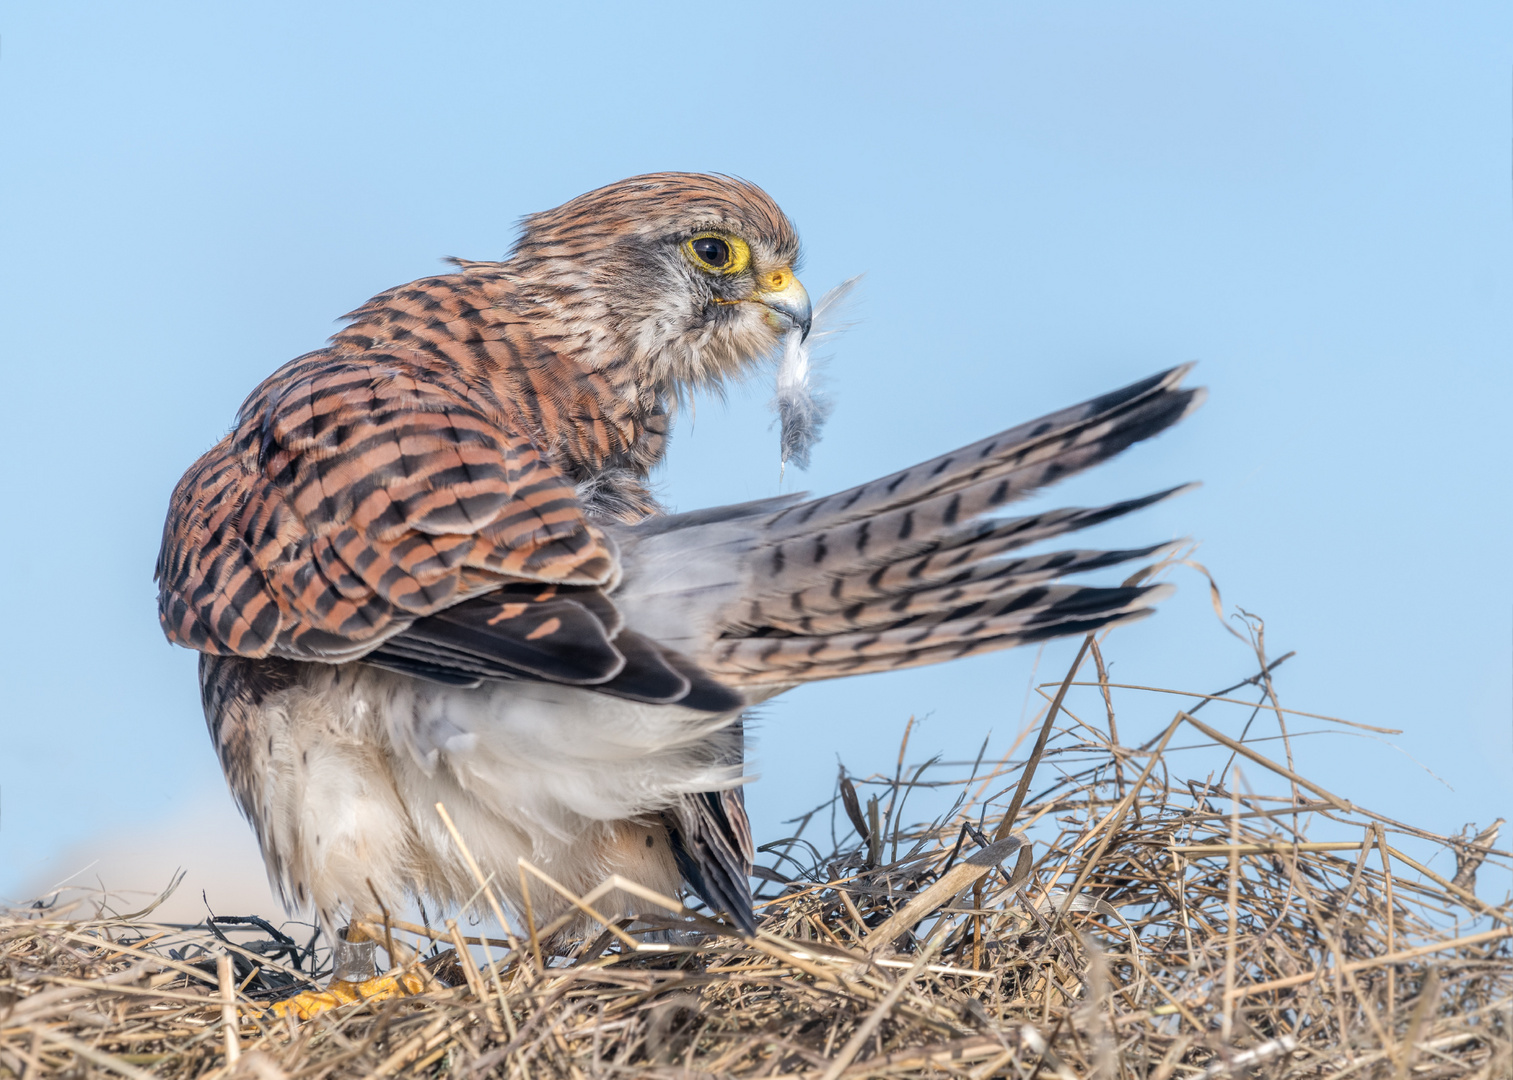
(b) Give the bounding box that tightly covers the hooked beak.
[754,268,812,341]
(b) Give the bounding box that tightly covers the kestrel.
[157,173,1201,936]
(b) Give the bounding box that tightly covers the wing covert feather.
[157,351,614,661]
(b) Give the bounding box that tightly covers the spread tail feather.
[613,366,1203,691]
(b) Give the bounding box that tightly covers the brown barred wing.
[157,442,295,659]
[156,352,615,662]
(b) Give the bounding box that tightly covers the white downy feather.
[772,276,861,474]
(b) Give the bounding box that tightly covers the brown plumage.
[157,173,1202,936]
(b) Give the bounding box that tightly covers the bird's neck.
[328,260,672,521]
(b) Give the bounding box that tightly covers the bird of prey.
[157,173,1201,937]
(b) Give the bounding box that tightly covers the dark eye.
[691,236,731,268]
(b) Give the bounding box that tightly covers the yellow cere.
[685,231,751,275]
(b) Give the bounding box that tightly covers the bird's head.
[507,173,807,395]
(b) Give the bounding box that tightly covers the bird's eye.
[684,232,750,274]
[691,237,730,268]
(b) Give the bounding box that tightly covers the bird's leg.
[270,923,430,1021]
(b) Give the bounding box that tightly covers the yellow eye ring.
[685,232,751,275]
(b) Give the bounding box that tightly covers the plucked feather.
[771,276,860,471]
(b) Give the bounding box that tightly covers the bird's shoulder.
[156,263,628,662]
[245,260,666,481]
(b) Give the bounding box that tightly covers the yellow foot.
[270,970,428,1020]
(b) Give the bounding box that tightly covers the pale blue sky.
[2,3,1509,908]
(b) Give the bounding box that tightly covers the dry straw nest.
[3,632,1510,1079]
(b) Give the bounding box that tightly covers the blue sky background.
[2,3,1509,915]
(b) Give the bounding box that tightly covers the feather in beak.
[772,276,861,475]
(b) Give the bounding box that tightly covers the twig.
[217,952,241,1066]
[996,635,1094,842]
[1222,768,1240,1045]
